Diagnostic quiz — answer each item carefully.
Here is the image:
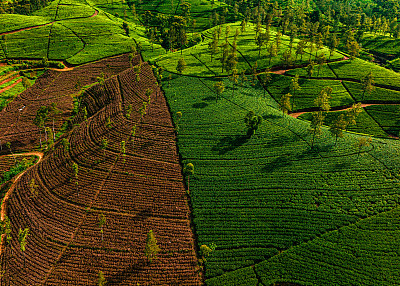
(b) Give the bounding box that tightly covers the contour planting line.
[206,204,400,283]
[0,6,99,37]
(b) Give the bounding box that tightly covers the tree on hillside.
[316,53,326,76]
[266,43,278,66]
[34,106,50,148]
[309,111,325,149]
[106,117,113,129]
[244,111,262,137]
[45,127,54,150]
[220,42,229,73]
[279,93,292,116]
[314,87,331,112]
[200,243,216,262]
[255,32,266,58]
[5,142,16,165]
[208,30,219,62]
[176,57,186,74]
[281,49,292,68]
[72,162,79,197]
[314,32,324,58]
[260,72,272,97]
[98,214,106,242]
[144,230,161,263]
[122,21,130,36]
[347,40,361,60]
[183,162,194,192]
[1,215,12,248]
[295,40,306,63]
[275,31,282,50]
[361,71,375,100]
[97,72,105,86]
[121,141,126,163]
[355,136,372,159]
[98,271,107,286]
[329,114,348,145]
[29,178,39,198]
[62,138,70,153]
[213,81,225,102]
[328,33,339,60]
[18,227,29,268]
[175,111,182,132]
[101,138,108,156]
[345,102,362,127]
[306,61,315,78]
[240,18,246,33]
[308,41,315,62]
[229,69,239,96]
[290,74,301,109]
[21,77,31,90]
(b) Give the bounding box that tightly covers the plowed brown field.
[0,61,201,285]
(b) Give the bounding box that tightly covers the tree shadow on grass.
[202,96,216,101]
[192,102,208,108]
[107,258,148,285]
[212,134,249,155]
[262,156,292,173]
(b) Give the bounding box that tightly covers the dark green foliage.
[0,157,35,184]
[244,111,262,136]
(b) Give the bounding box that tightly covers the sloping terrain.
[0,62,201,285]
[162,72,400,285]
[0,54,133,154]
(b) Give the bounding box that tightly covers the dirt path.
[0,151,44,221]
[0,9,98,37]
[0,73,18,86]
[289,103,398,118]
[0,78,22,94]
[269,56,350,75]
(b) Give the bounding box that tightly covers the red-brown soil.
[0,62,201,285]
[0,54,137,154]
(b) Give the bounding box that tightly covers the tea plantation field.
[162,72,400,285]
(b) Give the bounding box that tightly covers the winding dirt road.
[0,151,43,221]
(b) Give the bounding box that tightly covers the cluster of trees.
[140,3,199,53]
[276,70,375,150]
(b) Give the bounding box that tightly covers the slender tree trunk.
[39,128,42,148]
[52,118,55,140]
[311,130,316,149]
[187,175,190,192]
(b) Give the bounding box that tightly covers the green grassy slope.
[0,1,158,64]
[162,72,400,284]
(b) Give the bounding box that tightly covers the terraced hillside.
[0,62,201,285]
[0,54,133,154]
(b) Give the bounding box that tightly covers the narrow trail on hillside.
[0,151,44,221]
[0,9,99,37]
[0,78,22,95]
[289,103,400,119]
